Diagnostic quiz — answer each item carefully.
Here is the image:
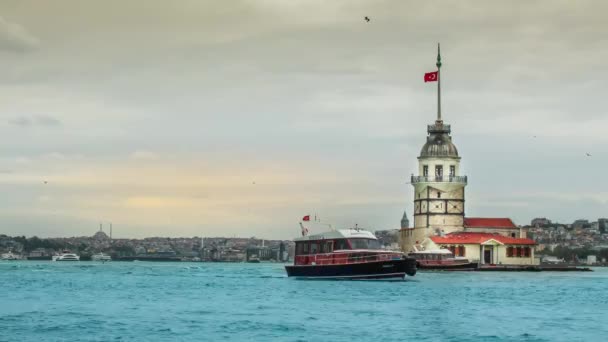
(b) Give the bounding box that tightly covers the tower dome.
[419,121,459,159]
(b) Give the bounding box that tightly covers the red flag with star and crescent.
[424,71,438,82]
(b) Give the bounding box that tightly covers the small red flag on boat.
[302,215,310,221]
[424,71,438,82]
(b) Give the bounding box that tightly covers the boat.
[52,251,80,261]
[1,251,19,260]
[408,248,478,271]
[247,255,261,263]
[91,252,112,262]
[285,227,417,279]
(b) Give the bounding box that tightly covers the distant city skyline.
[0,1,606,239]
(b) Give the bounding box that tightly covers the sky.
[0,0,606,239]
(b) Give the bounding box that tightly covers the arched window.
[507,246,514,257]
[516,247,522,257]
[524,247,531,257]
[458,245,465,257]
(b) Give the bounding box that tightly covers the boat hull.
[285,258,417,279]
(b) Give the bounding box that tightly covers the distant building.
[598,218,608,233]
[531,218,552,227]
[572,219,589,229]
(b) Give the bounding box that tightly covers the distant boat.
[91,253,112,262]
[1,251,19,260]
[52,251,80,261]
[408,248,478,271]
[247,255,261,263]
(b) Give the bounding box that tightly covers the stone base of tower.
[399,225,464,253]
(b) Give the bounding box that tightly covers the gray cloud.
[0,0,606,238]
[8,115,61,127]
[0,16,39,52]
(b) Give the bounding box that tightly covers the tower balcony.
[427,123,451,134]
[411,175,467,184]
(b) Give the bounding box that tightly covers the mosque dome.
[419,121,459,158]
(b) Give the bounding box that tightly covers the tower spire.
[436,43,442,122]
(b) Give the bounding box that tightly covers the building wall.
[418,157,461,177]
[496,247,538,265]
[399,227,428,253]
[433,243,538,265]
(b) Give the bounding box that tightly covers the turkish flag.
[424,71,438,82]
[302,215,310,221]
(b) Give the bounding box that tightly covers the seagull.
[586,153,592,157]
[364,16,370,22]
[44,181,48,184]
[252,181,256,185]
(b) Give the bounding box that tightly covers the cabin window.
[310,243,319,254]
[302,242,309,255]
[334,239,348,251]
[349,239,380,250]
[423,165,429,177]
[321,241,333,253]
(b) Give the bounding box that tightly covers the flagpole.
[436,43,442,122]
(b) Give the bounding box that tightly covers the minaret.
[400,44,467,252]
[400,211,410,229]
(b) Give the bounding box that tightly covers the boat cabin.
[293,229,402,266]
[409,249,458,264]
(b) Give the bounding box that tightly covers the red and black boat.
[285,228,416,280]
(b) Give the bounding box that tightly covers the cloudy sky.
[0,0,606,238]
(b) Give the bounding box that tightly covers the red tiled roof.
[464,217,517,229]
[430,232,535,245]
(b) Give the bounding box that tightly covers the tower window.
[437,192,441,198]
[435,165,443,179]
[423,165,428,177]
[450,165,455,177]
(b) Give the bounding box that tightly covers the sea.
[1,262,607,342]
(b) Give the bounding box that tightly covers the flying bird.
[364,16,370,22]
[44,181,48,184]
[586,153,592,157]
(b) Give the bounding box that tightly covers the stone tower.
[400,44,467,252]
[400,211,410,229]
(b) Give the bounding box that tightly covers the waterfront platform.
[476,265,592,272]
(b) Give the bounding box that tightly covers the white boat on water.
[52,251,80,261]
[91,253,112,262]
[1,251,19,260]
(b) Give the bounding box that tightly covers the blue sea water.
[1,262,607,342]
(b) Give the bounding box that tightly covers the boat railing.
[295,252,403,265]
